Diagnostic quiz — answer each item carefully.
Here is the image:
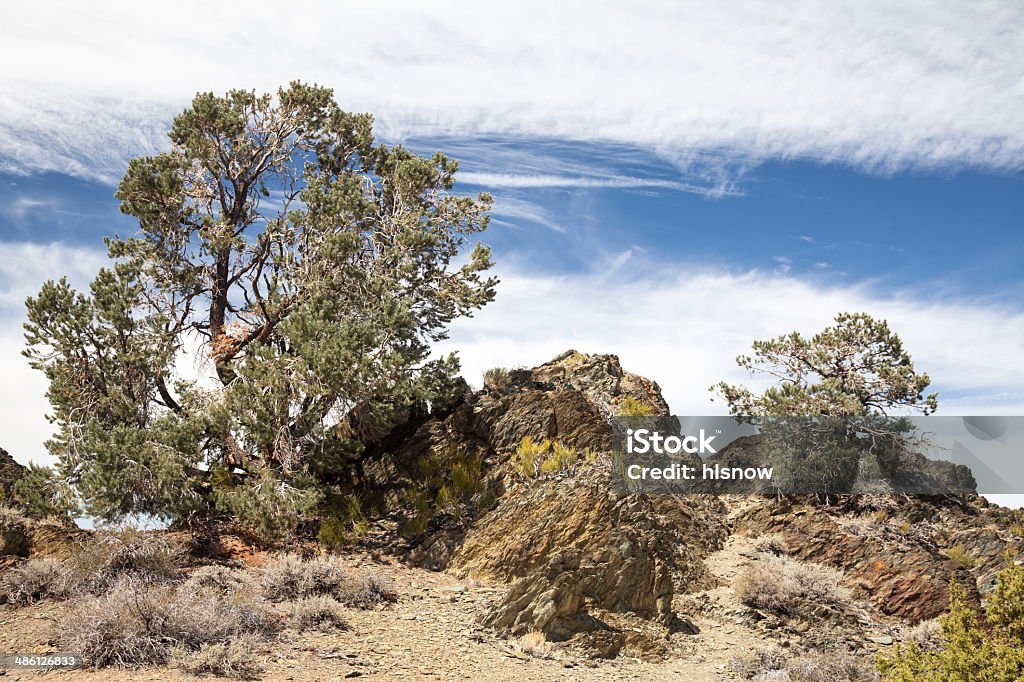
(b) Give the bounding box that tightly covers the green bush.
[877,561,1024,681]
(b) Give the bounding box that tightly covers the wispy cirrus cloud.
[1,1,1023,185]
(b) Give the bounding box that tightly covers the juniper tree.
[712,313,940,495]
[23,83,496,534]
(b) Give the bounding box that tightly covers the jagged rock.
[0,446,26,500]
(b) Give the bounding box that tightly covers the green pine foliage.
[712,312,938,417]
[22,83,496,538]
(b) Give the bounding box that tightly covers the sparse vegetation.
[69,528,183,594]
[735,554,850,615]
[259,554,396,608]
[734,649,878,681]
[61,576,278,669]
[0,504,31,556]
[752,534,786,555]
[945,543,976,568]
[512,437,584,478]
[618,395,655,417]
[483,366,512,392]
[171,634,265,680]
[181,565,254,596]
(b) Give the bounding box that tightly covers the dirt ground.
[1,506,893,682]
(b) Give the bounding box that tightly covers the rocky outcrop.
[455,470,727,650]
[736,502,983,623]
[350,350,1023,658]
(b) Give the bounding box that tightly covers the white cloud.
[1,1,1023,183]
[438,265,1024,419]
[0,241,107,310]
[458,172,731,196]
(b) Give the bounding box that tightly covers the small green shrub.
[1008,523,1024,538]
[513,437,582,478]
[618,396,655,417]
[946,544,976,568]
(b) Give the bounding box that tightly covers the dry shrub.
[171,634,265,679]
[735,555,850,614]
[182,565,254,596]
[70,528,182,594]
[61,576,278,669]
[289,595,349,631]
[901,618,941,648]
[736,649,877,682]
[336,572,398,609]
[752,534,786,555]
[786,650,878,681]
[260,554,396,608]
[732,649,788,679]
[0,504,31,556]
[516,631,554,659]
[4,558,70,604]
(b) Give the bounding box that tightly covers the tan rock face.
[736,504,981,623]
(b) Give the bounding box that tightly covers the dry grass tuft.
[516,630,554,659]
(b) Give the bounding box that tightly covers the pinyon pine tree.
[712,313,942,496]
[22,83,496,536]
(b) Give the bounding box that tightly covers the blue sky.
[2,1,1024,473]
